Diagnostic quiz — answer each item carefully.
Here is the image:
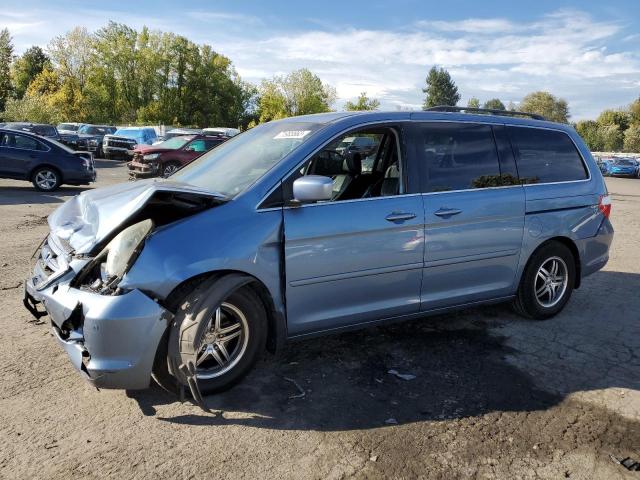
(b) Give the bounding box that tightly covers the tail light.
[598,194,611,218]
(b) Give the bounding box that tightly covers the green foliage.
[1,95,63,123]
[575,120,603,151]
[520,91,569,123]
[344,92,380,111]
[0,28,14,111]
[598,124,624,151]
[597,109,630,132]
[422,66,460,109]
[629,98,640,125]
[623,124,640,152]
[467,97,480,109]
[483,98,505,110]
[11,46,50,99]
[258,68,336,122]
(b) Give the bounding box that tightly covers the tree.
[598,124,623,151]
[344,92,380,111]
[0,28,14,111]
[519,91,569,123]
[11,46,51,99]
[258,68,336,122]
[467,97,480,109]
[575,120,603,151]
[628,98,640,125]
[422,66,460,109]
[1,95,63,123]
[597,109,630,132]
[623,124,640,152]
[483,98,505,110]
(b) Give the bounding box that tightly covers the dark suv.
[74,124,117,157]
[2,122,61,142]
[0,128,95,191]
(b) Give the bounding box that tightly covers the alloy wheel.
[195,302,249,380]
[534,256,568,308]
[34,170,58,190]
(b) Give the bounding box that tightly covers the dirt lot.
[0,162,639,479]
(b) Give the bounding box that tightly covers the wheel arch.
[163,269,286,354]
[29,163,64,182]
[524,236,582,289]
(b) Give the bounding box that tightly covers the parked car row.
[595,156,640,178]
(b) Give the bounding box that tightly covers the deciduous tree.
[344,92,380,111]
[519,91,569,123]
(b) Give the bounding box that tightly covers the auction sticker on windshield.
[273,130,311,140]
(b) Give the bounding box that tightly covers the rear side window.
[415,123,502,192]
[508,127,588,184]
[1,133,42,151]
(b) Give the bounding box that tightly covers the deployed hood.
[48,180,227,254]
[134,145,173,154]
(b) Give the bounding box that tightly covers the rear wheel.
[513,241,576,320]
[31,167,61,192]
[153,281,267,395]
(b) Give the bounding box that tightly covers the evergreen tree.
[422,66,460,109]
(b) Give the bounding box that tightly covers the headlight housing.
[143,153,160,161]
[88,139,98,146]
[104,219,154,279]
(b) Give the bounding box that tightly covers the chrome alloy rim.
[534,256,568,308]
[164,164,179,176]
[195,302,249,380]
[35,170,57,190]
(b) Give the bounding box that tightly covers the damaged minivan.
[24,109,614,400]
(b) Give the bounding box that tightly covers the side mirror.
[292,175,333,203]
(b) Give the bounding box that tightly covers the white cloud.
[2,6,639,119]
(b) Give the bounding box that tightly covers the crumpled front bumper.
[24,267,172,390]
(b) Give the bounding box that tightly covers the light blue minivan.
[24,108,613,400]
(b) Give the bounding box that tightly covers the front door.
[0,132,42,178]
[410,122,525,309]
[283,125,425,336]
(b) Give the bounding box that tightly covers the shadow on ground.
[0,185,90,206]
[127,271,640,433]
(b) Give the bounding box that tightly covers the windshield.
[79,125,111,135]
[114,128,143,139]
[159,136,193,149]
[614,159,636,166]
[58,123,79,132]
[171,121,323,197]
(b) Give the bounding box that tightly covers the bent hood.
[48,179,227,254]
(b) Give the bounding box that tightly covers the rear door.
[283,124,425,336]
[410,122,525,309]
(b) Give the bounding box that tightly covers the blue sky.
[2,0,640,119]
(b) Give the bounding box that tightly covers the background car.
[2,122,61,142]
[128,134,227,178]
[74,124,117,157]
[154,128,203,145]
[102,127,157,159]
[0,127,95,191]
[202,127,240,137]
[602,157,638,177]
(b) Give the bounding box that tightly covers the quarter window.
[508,127,588,184]
[416,123,502,192]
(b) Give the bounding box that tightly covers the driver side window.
[289,127,403,202]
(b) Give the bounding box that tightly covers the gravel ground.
[0,162,639,479]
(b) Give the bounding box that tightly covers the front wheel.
[513,241,576,320]
[162,161,181,177]
[153,282,267,395]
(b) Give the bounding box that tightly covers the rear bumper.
[577,217,614,279]
[24,274,171,390]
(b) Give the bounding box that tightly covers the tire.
[31,167,62,192]
[153,281,267,395]
[162,161,181,177]
[513,241,576,320]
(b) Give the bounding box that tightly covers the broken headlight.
[104,219,153,279]
[143,153,160,161]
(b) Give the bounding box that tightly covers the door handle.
[385,212,416,222]
[433,207,462,217]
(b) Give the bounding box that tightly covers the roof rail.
[426,106,547,121]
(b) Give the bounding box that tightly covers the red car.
[128,134,227,179]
